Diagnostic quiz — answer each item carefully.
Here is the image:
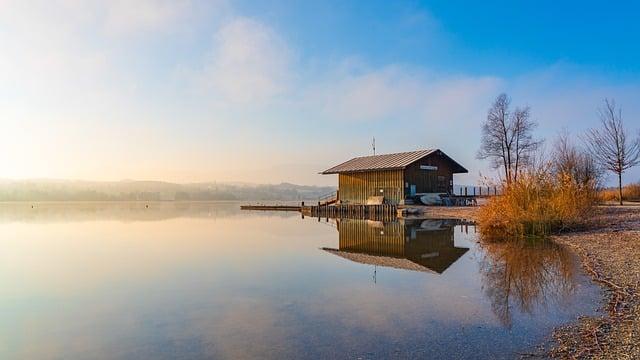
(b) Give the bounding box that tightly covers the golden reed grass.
[478,171,597,241]
[599,183,640,202]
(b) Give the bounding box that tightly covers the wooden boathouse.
[321,149,468,205]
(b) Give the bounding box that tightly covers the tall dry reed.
[599,182,640,202]
[478,169,597,241]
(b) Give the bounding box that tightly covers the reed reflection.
[478,239,578,327]
[323,219,469,274]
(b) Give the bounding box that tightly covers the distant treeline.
[0,180,335,202]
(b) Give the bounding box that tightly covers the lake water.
[0,202,601,359]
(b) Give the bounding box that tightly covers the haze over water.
[0,202,600,359]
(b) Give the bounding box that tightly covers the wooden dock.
[240,205,301,211]
[241,202,398,220]
[302,203,397,218]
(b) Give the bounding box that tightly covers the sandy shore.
[418,205,640,358]
[403,205,479,220]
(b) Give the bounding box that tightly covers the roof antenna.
[372,137,376,156]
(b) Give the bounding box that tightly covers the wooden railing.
[318,191,338,206]
[454,186,501,197]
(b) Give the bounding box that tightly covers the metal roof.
[322,248,438,274]
[321,149,468,174]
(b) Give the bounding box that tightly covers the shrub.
[598,182,640,202]
[478,169,597,241]
[626,183,640,200]
[598,188,618,202]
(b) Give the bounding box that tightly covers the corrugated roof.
[322,246,469,274]
[321,149,468,174]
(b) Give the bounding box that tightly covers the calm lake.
[0,202,601,359]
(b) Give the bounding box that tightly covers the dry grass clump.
[599,182,640,202]
[478,170,597,241]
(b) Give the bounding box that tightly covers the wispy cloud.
[308,64,501,123]
[198,17,293,104]
[102,0,195,35]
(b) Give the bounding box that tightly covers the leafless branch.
[477,93,541,184]
[582,98,640,204]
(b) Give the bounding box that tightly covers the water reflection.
[324,219,469,274]
[478,239,578,327]
[0,203,599,359]
[323,217,583,330]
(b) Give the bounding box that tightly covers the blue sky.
[1,0,639,185]
[232,1,640,74]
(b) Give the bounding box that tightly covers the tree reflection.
[478,239,577,327]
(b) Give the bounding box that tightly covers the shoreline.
[548,206,640,359]
[401,205,480,221]
[421,205,639,358]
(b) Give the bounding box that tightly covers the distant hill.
[0,179,336,202]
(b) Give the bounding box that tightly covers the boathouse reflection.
[323,219,469,274]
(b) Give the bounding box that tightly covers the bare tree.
[478,94,511,181]
[512,106,538,178]
[478,93,542,184]
[583,99,640,205]
[552,129,603,188]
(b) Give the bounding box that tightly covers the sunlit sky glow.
[1,0,639,186]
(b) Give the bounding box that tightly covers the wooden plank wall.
[338,170,403,204]
[338,219,405,257]
[403,153,455,194]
